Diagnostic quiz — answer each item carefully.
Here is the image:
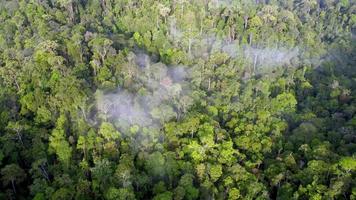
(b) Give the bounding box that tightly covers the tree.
[105,187,135,200]
[228,188,241,200]
[153,191,173,200]
[99,122,121,141]
[151,104,177,123]
[58,0,75,23]
[145,151,165,177]
[1,164,26,194]
[185,141,206,163]
[115,154,134,187]
[296,0,317,15]
[158,4,171,23]
[49,127,72,167]
[49,115,72,167]
[178,174,199,200]
[339,157,356,172]
[89,37,114,64]
[6,121,25,146]
[91,159,113,192]
[209,164,222,183]
[51,188,73,200]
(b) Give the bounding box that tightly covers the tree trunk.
[80,107,87,121]
[244,16,248,29]
[13,78,20,92]
[249,33,253,45]
[156,15,159,28]
[253,54,258,74]
[188,38,192,57]
[11,179,16,194]
[181,4,184,17]
[67,3,75,23]
[16,131,24,146]
[100,51,106,64]
[229,26,232,42]
[40,164,50,181]
[100,0,107,13]
[208,77,211,91]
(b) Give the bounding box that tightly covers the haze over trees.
[0,0,355,199]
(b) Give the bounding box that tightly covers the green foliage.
[209,164,223,182]
[99,122,121,141]
[339,157,356,172]
[0,0,354,199]
[145,151,165,177]
[49,128,72,166]
[105,187,135,200]
[1,164,26,188]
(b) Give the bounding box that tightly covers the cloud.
[243,46,299,70]
[96,55,192,133]
[167,16,301,71]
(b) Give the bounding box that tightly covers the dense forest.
[0,0,355,199]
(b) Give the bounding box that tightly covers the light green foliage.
[49,129,72,166]
[218,141,237,165]
[339,157,356,172]
[271,93,297,114]
[99,122,121,141]
[229,188,241,200]
[186,141,206,163]
[209,164,223,182]
[49,115,72,166]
